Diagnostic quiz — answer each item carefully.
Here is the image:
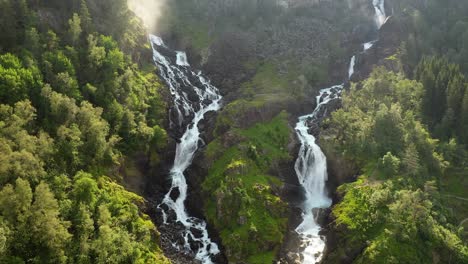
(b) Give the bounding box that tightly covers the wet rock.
[187,235,202,252]
[198,110,218,144]
[351,16,406,82]
[190,227,204,239]
[281,183,306,207]
[169,187,180,201]
[312,207,331,227]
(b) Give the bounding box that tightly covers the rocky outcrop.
[350,16,407,82]
[147,1,408,263]
[320,140,359,192]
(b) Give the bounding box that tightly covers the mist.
[127,0,166,32]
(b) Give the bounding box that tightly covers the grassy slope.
[203,112,291,263]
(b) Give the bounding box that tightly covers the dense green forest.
[321,1,468,262]
[322,67,468,263]
[0,0,169,263]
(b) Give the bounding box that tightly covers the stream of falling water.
[150,35,221,264]
[293,1,388,263]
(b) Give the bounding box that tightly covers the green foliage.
[379,152,400,177]
[0,53,42,104]
[324,67,468,263]
[398,0,468,75]
[68,13,82,46]
[373,104,405,156]
[415,56,468,144]
[325,68,433,172]
[335,179,468,264]
[0,0,170,263]
[203,112,290,262]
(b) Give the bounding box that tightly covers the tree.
[24,28,41,57]
[0,221,8,256]
[30,182,71,263]
[0,53,42,104]
[461,89,468,144]
[72,204,94,264]
[56,124,83,172]
[0,0,17,51]
[44,30,59,50]
[415,57,468,142]
[401,143,420,176]
[76,101,116,166]
[72,172,99,207]
[68,13,82,46]
[53,72,81,100]
[87,35,106,69]
[379,152,400,177]
[373,104,405,156]
[446,73,465,116]
[0,178,33,260]
[0,178,32,226]
[42,51,76,84]
[79,0,93,34]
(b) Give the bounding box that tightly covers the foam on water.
[150,34,221,264]
[293,1,388,263]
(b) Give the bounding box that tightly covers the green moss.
[166,16,212,52]
[247,251,275,264]
[202,112,291,262]
[213,95,294,136]
[240,60,302,97]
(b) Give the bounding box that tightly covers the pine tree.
[79,0,93,34]
[460,88,468,144]
[68,13,82,46]
[0,0,17,51]
[446,72,465,116]
[30,182,71,263]
[402,144,420,176]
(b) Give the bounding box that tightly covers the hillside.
[0,0,467,264]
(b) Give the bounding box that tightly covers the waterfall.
[363,40,376,51]
[150,35,221,264]
[294,85,342,263]
[373,0,387,28]
[293,1,388,263]
[176,51,190,66]
[348,56,356,79]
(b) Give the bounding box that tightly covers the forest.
[0,0,169,263]
[322,0,468,262]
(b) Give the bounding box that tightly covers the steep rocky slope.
[146,0,406,262]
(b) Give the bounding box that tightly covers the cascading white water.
[150,35,221,264]
[293,1,388,263]
[373,0,387,28]
[363,40,376,51]
[294,85,342,263]
[176,51,190,66]
[348,56,356,79]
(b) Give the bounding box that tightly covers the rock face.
[351,16,406,82]
[145,1,407,263]
[159,0,379,99]
[319,16,408,264]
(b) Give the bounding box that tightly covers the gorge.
[292,1,388,263]
[1,0,467,263]
[150,0,390,263]
[150,35,222,263]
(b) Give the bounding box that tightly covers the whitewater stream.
[293,0,388,263]
[150,35,221,263]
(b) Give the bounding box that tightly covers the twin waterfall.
[293,0,388,263]
[149,0,388,263]
[150,35,221,263]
